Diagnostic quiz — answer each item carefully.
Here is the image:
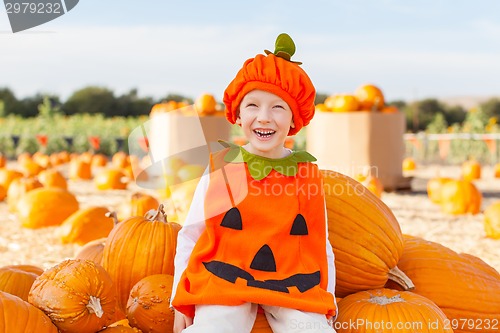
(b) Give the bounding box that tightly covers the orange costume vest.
[172,145,336,318]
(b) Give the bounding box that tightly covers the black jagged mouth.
[254,129,276,138]
[203,260,320,293]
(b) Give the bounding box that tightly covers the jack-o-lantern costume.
[171,33,337,331]
[172,142,337,319]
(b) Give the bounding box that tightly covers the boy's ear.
[235,117,242,126]
[290,119,296,128]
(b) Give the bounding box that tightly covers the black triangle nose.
[250,245,276,272]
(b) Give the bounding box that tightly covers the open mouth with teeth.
[254,129,276,138]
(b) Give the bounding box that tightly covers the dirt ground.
[0,164,499,273]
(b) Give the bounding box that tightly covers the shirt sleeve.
[171,166,210,304]
[324,200,338,318]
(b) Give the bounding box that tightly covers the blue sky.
[1,0,500,103]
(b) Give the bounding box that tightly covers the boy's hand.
[173,309,193,333]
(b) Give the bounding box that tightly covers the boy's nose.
[256,108,271,123]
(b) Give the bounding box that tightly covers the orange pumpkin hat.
[223,33,316,136]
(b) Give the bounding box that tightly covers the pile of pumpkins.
[149,93,224,117]
[316,84,399,113]
[1,152,499,332]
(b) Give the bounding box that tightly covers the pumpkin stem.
[86,295,104,318]
[105,211,119,225]
[145,204,167,223]
[388,266,415,290]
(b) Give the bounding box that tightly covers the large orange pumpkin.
[321,170,413,297]
[16,187,79,228]
[484,201,500,239]
[354,84,385,111]
[58,206,114,245]
[126,274,174,333]
[392,235,500,333]
[0,265,43,301]
[102,206,182,311]
[336,288,453,333]
[29,259,117,333]
[440,179,482,215]
[0,290,58,332]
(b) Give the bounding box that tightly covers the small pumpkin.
[462,159,481,181]
[484,201,500,239]
[95,169,129,190]
[119,192,159,220]
[0,265,43,301]
[102,205,181,311]
[354,84,385,111]
[321,170,413,297]
[427,176,453,204]
[69,157,92,180]
[92,154,109,168]
[19,158,44,177]
[0,154,6,168]
[195,93,217,115]
[37,168,67,189]
[324,94,360,112]
[112,152,130,169]
[494,163,500,178]
[16,187,79,228]
[336,288,453,333]
[126,274,174,333]
[402,157,416,172]
[0,168,23,191]
[58,207,114,245]
[0,290,58,332]
[440,179,482,215]
[354,173,384,198]
[6,177,43,212]
[28,259,117,333]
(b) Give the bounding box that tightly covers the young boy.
[172,33,337,333]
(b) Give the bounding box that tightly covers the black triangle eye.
[290,214,308,235]
[220,207,242,230]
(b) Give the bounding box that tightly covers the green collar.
[218,141,316,181]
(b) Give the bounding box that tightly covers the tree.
[158,93,193,104]
[404,98,447,132]
[479,98,500,120]
[443,105,466,125]
[0,87,19,116]
[116,89,155,117]
[426,112,448,133]
[63,86,117,116]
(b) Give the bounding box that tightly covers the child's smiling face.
[236,90,295,159]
